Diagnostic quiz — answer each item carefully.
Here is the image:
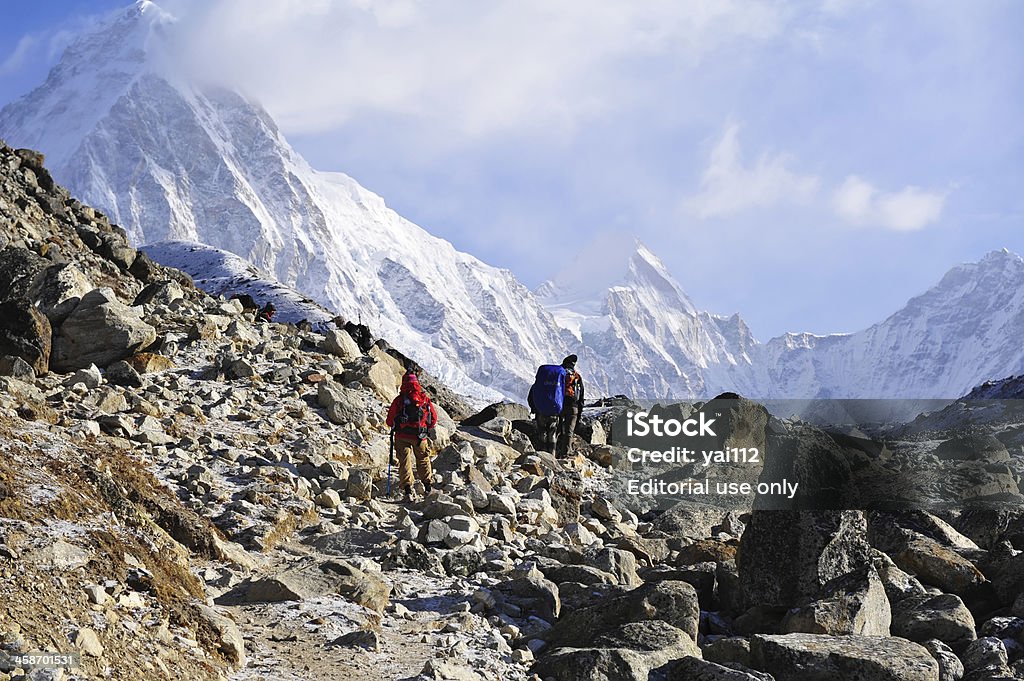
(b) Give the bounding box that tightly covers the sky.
[1,0,1022,339]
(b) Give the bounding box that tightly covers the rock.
[317,381,367,427]
[346,469,373,500]
[133,280,184,307]
[51,288,157,371]
[316,489,342,509]
[0,300,51,375]
[541,580,700,648]
[220,559,391,612]
[478,417,512,438]
[751,633,940,681]
[330,629,379,651]
[324,329,361,359]
[781,564,891,636]
[420,659,483,681]
[893,536,986,596]
[72,628,103,657]
[588,547,641,587]
[0,355,34,380]
[960,637,1009,677]
[891,593,976,649]
[986,551,1024,606]
[591,497,622,523]
[104,360,143,387]
[84,584,109,606]
[66,364,102,389]
[195,604,246,666]
[662,657,775,680]
[125,352,175,374]
[493,575,561,622]
[655,502,729,539]
[27,262,93,324]
[535,621,701,681]
[462,401,531,427]
[923,639,964,681]
[739,510,871,609]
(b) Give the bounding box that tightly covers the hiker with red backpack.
[386,371,438,501]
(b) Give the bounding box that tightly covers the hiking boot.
[403,486,413,503]
[423,480,432,495]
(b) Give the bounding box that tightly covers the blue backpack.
[529,364,566,416]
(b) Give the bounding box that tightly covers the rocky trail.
[1,140,1024,681]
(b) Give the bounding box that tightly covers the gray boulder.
[739,511,871,609]
[51,288,156,371]
[0,301,51,375]
[781,564,891,636]
[891,593,977,649]
[751,633,940,681]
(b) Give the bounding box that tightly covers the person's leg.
[415,439,433,492]
[536,414,556,452]
[556,409,579,457]
[396,439,415,493]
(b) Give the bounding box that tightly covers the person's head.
[562,354,578,370]
[265,303,276,311]
[401,371,422,394]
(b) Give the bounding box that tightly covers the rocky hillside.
[2,141,1024,681]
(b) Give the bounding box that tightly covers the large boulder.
[323,328,361,360]
[51,288,156,372]
[739,511,871,609]
[218,559,390,612]
[27,262,93,325]
[533,621,700,681]
[0,301,51,375]
[890,593,976,649]
[317,380,368,427]
[540,580,700,648]
[751,633,940,681]
[0,247,49,304]
[780,564,892,636]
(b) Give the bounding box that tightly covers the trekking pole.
[386,428,395,497]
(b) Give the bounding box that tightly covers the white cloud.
[166,0,790,139]
[833,175,945,230]
[684,123,820,218]
[0,35,37,76]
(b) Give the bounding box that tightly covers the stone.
[420,660,483,681]
[72,628,103,657]
[330,629,379,651]
[317,381,367,427]
[986,551,1024,606]
[220,559,391,612]
[324,329,361,359]
[751,633,940,681]
[0,355,34,380]
[960,637,1009,676]
[51,288,156,371]
[781,565,892,636]
[315,489,342,509]
[346,469,373,500]
[739,510,871,609]
[478,417,512,438]
[541,580,700,648]
[195,604,246,666]
[66,364,102,389]
[535,621,701,681]
[588,547,641,587]
[83,584,109,606]
[0,301,51,375]
[923,639,964,681]
[663,657,775,680]
[462,401,531,427]
[493,575,561,623]
[104,360,143,387]
[132,280,184,307]
[893,536,986,596]
[27,262,92,325]
[891,593,976,649]
[125,353,175,374]
[591,496,622,523]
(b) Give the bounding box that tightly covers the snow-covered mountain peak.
[0,1,176,170]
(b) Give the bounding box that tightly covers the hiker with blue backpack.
[528,354,585,457]
[386,371,438,502]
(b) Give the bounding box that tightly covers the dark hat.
[562,354,578,367]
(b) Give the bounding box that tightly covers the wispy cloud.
[0,35,37,76]
[684,123,820,218]
[833,175,946,231]
[168,0,789,139]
